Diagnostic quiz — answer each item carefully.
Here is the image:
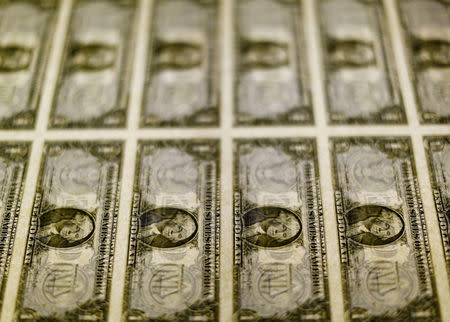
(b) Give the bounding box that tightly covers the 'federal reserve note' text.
[234,139,329,320]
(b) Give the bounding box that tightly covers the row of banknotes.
[0,137,446,320]
[0,0,448,129]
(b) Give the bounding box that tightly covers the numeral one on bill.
[235,0,312,125]
[234,139,329,320]
[318,0,405,124]
[0,0,56,129]
[331,137,440,320]
[0,143,29,309]
[124,140,220,320]
[397,0,450,124]
[16,142,122,320]
[425,137,450,276]
[141,0,219,127]
[49,0,137,128]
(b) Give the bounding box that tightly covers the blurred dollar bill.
[124,140,220,320]
[319,0,405,124]
[0,0,56,129]
[425,136,450,275]
[141,0,219,127]
[397,0,450,124]
[0,143,29,310]
[49,0,137,128]
[233,139,329,320]
[235,0,312,125]
[331,137,440,320]
[16,141,122,320]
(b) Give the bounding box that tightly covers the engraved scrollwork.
[350,152,396,192]
[363,261,415,306]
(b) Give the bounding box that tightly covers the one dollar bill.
[331,137,439,320]
[16,141,122,320]
[49,0,137,128]
[397,0,450,124]
[0,0,56,129]
[124,140,220,320]
[0,142,30,309]
[234,139,329,320]
[235,0,312,125]
[141,0,219,127]
[425,136,450,276]
[318,0,405,124]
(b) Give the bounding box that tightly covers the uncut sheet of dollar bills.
[0,0,448,321]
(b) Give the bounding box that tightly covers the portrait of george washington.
[345,205,405,246]
[139,207,198,248]
[243,207,302,248]
[36,208,95,248]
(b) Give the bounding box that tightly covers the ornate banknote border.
[123,139,221,320]
[318,0,406,125]
[48,0,137,129]
[233,138,329,321]
[424,136,450,275]
[0,0,57,129]
[233,0,313,126]
[0,142,30,309]
[140,0,220,128]
[330,137,440,320]
[396,0,450,124]
[14,141,123,320]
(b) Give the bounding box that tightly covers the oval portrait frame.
[138,207,199,249]
[242,206,302,248]
[36,207,95,249]
[344,204,405,247]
